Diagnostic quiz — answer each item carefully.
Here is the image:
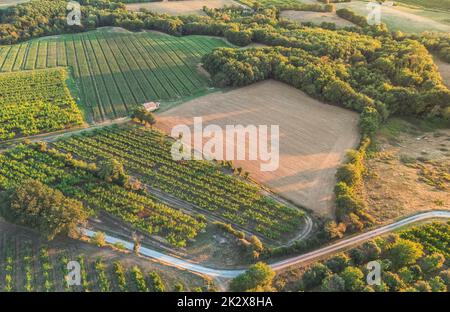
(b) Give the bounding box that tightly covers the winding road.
[84,210,450,278]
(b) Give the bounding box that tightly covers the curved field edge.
[0,29,230,123]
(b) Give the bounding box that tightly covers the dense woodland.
[276,222,450,292]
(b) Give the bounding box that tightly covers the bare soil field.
[280,10,356,28]
[126,0,242,15]
[156,80,360,217]
[434,55,450,88]
[364,118,450,224]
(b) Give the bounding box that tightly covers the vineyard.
[0,68,83,140]
[0,143,206,247]
[0,223,211,292]
[51,125,306,240]
[0,29,228,122]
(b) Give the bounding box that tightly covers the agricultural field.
[0,0,28,7]
[156,80,360,217]
[0,219,212,292]
[50,124,307,241]
[236,0,318,8]
[0,142,206,247]
[363,118,450,224]
[0,68,84,141]
[0,28,228,123]
[394,0,450,11]
[335,0,450,33]
[276,221,450,292]
[280,10,356,27]
[126,0,242,15]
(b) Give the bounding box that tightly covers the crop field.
[126,0,242,15]
[0,0,28,7]
[50,125,306,241]
[157,80,360,217]
[280,10,356,27]
[394,0,450,11]
[0,28,228,123]
[0,220,210,292]
[335,0,450,33]
[236,0,318,8]
[0,68,84,140]
[0,143,206,247]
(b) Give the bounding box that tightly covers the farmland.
[50,124,307,241]
[0,68,84,140]
[0,28,228,122]
[0,219,212,292]
[335,0,450,33]
[280,10,356,28]
[126,0,242,15]
[156,80,360,217]
[0,0,449,295]
[0,142,207,247]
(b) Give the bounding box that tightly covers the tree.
[384,272,405,292]
[249,235,264,252]
[324,221,346,239]
[6,179,88,240]
[361,240,381,260]
[98,157,129,186]
[325,254,349,273]
[131,107,156,128]
[340,266,364,292]
[414,280,432,292]
[91,232,106,247]
[429,276,447,292]
[386,239,423,269]
[421,253,445,273]
[302,263,331,290]
[438,269,450,287]
[229,262,275,292]
[148,271,165,292]
[321,274,345,292]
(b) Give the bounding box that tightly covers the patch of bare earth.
[156,80,360,217]
[280,10,356,28]
[126,0,242,16]
[433,55,450,88]
[364,127,450,224]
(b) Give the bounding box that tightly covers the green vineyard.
[51,125,306,240]
[0,232,207,292]
[0,29,228,122]
[0,143,206,247]
[0,68,83,140]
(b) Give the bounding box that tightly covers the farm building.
[143,101,160,112]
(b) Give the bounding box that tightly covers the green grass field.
[0,68,83,140]
[394,0,450,11]
[0,29,228,123]
[335,0,450,33]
